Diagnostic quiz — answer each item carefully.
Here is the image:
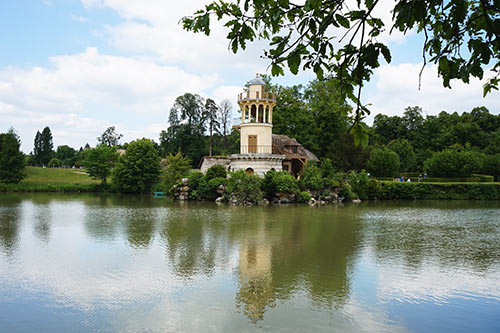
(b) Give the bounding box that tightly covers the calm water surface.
[1,194,500,332]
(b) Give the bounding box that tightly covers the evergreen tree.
[34,126,54,166]
[0,128,25,183]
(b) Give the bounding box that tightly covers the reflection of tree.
[0,197,22,255]
[126,211,155,249]
[33,205,51,243]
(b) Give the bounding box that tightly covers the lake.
[1,194,500,332]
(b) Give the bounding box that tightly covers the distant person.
[400,176,404,182]
[418,174,423,182]
[407,178,411,182]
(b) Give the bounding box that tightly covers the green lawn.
[22,166,100,185]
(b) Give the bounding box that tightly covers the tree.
[424,150,482,177]
[83,145,119,183]
[159,124,207,167]
[97,126,123,147]
[34,126,54,166]
[387,139,417,172]
[55,145,77,167]
[366,148,400,177]
[203,98,220,156]
[0,129,25,183]
[219,99,232,137]
[481,154,500,182]
[48,158,62,168]
[112,139,161,193]
[170,93,205,127]
[183,0,499,143]
[164,152,192,191]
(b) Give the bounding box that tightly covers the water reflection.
[0,197,22,255]
[0,195,499,331]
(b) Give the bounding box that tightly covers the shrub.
[347,170,370,200]
[298,191,312,203]
[300,164,324,191]
[338,183,356,202]
[387,139,416,172]
[200,176,227,201]
[205,164,227,180]
[227,170,263,204]
[262,170,299,199]
[367,148,400,177]
[0,130,26,183]
[424,150,482,177]
[82,144,118,183]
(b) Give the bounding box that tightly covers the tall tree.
[0,128,25,183]
[219,99,232,137]
[203,98,220,156]
[183,0,500,143]
[97,126,123,147]
[170,93,205,127]
[34,127,54,166]
[83,145,119,183]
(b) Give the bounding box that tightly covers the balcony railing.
[240,145,273,154]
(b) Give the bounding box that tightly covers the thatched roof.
[272,134,319,162]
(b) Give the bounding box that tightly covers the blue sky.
[1,0,498,152]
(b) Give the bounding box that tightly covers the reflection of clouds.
[375,263,500,305]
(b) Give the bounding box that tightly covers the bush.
[112,139,161,193]
[300,164,324,191]
[298,191,312,203]
[387,139,416,172]
[227,170,263,204]
[377,182,500,200]
[262,170,299,199]
[205,164,227,180]
[338,183,356,202]
[347,170,370,200]
[82,145,118,183]
[424,150,482,177]
[0,130,26,183]
[367,148,400,177]
[199,177,227,200]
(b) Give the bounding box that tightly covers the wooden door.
[248,135,257,153]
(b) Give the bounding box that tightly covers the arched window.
[250,105,257,122]
[246,168,254,175]
[258,104,264,122]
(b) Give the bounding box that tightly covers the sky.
[1,0,498,153]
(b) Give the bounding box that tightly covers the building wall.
[240,123,273,153]
[200,157,231,173]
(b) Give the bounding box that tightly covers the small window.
[246,168,254,175]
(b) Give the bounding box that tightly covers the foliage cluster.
[262,170,300,199]
[0,129,25,184]
[367,148,400,177]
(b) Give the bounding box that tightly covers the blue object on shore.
[153,192,166,198]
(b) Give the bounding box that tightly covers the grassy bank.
[0,167,102,192]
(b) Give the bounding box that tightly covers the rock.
[308,197,316,206]
[215,196,224,205]
[352,198,361,203]
[258,198,270,206]
[217,184,226,195]
[181,178,189,186]
[276,192,295,203]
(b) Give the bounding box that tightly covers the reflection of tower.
[236,236,275,322]
[228,76,285,176]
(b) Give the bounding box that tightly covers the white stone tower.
[228,76,284,176]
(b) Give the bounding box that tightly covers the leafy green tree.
[183,0,499,141]
[170,93,205,127]
[55,145,77,166]
[47,158,61,168]
[424,150,482,177]
[387,139,416,172]
[159,124,207,167]
[0,129,25,183]
[367,148,400,177]
[164,152,192,191]
[112,139,161,193]
[481,154,500,182]
[97,126,123,147]
[203,98,220,156]
[83,145,119,183]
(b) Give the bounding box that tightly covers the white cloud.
[0,47,223,152]
[70,14,89,23]
[364,63,500,122]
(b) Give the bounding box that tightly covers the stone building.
[200,76,318,176]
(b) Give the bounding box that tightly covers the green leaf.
[287,51,301,75]
[335,14,350,28]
